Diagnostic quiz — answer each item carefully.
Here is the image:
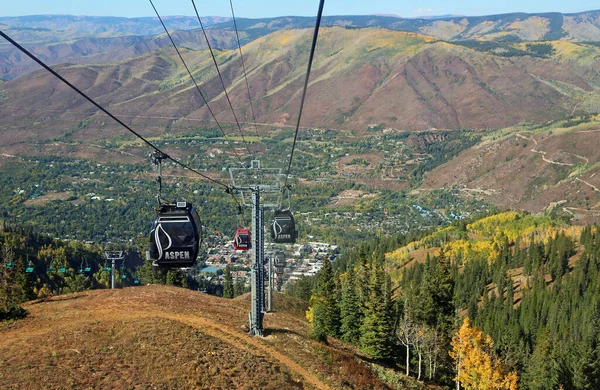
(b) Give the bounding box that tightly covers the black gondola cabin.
[147,201,201,267]
[271,209,297,244]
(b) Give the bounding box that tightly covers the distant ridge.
[3,10,600,49]
[412,14,465,20]
[0,14,230,36]
[2,26,598,136]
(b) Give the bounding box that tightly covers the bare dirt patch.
[329,189,377,207]
[335,153,382,174]
[24,192,73,206]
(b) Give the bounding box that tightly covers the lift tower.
[104,251,124,289]
[230,160,282,336]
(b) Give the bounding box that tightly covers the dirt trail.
[576,177,600,192]
[515,133,574,167]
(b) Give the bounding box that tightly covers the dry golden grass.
[23,192,73,206]
[0,286,389,389]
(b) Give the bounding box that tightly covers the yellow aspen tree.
[450,317,518,390]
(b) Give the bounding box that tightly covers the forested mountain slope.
[312,211,600,388]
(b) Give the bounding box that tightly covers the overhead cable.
[228,0,260,138]
[284,0,325,187]
[148,0,249,158]
[0,29,232,190]
[191,0,257,142]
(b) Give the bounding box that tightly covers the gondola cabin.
[146,201,201,268]
[233,228,251,251]
[271,209,298,244]
[274,251,286,268]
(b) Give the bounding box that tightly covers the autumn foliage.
[451,317,518,390]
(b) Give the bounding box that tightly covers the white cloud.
[414,7,434,14]
[413,7,443,16]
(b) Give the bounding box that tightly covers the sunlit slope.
[2,27,600,151]
[421,115,600,223]
[0,285,388,389]
[3,10,600,79]
[387,211,578,268]
[385,211,582,287]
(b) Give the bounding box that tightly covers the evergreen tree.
[359,253,392,359]
[319,258,340,336]
[286,275,314,302]
[13,255,34,301]
[0,244,28,319]
[308,295,328,342]
[308,258,340,341]
[340,268,361,345]
[137,260,167,285]
[522,331,561,389]
[356,247,370,312]
[570,337,600,390]
[165,269,187,287]
[223,265,234,299]
[234,277,245,297]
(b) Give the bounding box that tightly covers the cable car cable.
[228,0,260,139]
[191,0,257,144]
[283,0,325,187]
[0,29,232,190]
[148,0,250,159]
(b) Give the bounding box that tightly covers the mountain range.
[1,27,599,140]
[2,11,600,223]
[2,10,600,80]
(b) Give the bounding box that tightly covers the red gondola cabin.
[233,228,251,251]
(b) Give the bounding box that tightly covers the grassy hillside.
[0,285,407,389]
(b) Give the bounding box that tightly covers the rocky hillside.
[420,115,600,223]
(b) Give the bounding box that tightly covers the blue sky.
[1,0,598,19]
